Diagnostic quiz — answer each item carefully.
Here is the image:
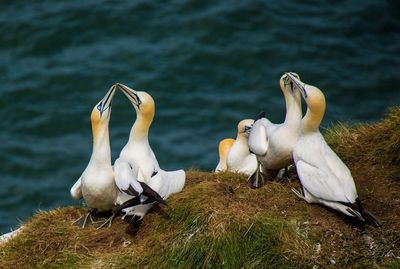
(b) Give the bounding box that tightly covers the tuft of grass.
[1,107,399,269]
[141,219,309,269]
[325,107,400,180]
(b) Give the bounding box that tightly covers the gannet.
[219,119,257,176]
[289,75,381,227]
[248,73,302,187]
[114,83,186,219]
[70,85,119,228]
[215,138,235,173]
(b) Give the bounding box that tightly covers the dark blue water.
[0,0,399,233]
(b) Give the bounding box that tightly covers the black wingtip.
[113,196,142,214]
[140,182,168,206]
[255,111,266,121]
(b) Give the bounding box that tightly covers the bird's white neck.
[91,125,111,164]
[302,106,323,133]
[128,114,152,142]
[235,133,248,144]
[301,87,326,133]
[234,136,250,156]
[283,89,302,126]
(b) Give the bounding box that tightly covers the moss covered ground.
[1,107,399,269]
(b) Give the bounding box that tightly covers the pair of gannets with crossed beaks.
[287,75,381,227]
[215,119,257,176]
[113,83,185,220]
[248,73,302,188]
[70,84,185,227]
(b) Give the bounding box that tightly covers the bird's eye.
[97,103,103,111]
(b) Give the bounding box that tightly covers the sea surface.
[0,0,399,233]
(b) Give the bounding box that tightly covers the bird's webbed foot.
[248,162,267,188]
[94,214,115,229]
[72,208,97,228]
[291,188,306,201]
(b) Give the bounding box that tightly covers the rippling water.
[0,0,399,233]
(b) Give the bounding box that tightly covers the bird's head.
[285,74,325,111]
[117,83,155,121]
[280,72,301,94]
[91,85,116,134]
[237,119,254,138]
[286,75,326,132]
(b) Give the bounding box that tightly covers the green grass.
[142,219,305,269]
[1,107,399,269]
[325,106,400,180]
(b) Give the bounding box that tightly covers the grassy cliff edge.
[1,107,399,269]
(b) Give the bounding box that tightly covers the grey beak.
[98,85,117,115]
[116,83,142,106]
[285,72,307,98]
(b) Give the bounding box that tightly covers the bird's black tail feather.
[356,198,382,228]
[362,209,382,227]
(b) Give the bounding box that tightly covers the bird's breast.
[81,168,117,211]
[120,143,160,182]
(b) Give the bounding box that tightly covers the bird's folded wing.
[296,159,352,203]
[322,143,358,202]
[248,119,269,156]
[70,176,82,200]
[114,158,143,196]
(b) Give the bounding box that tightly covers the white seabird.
[215,138,235,173]
[288,75,381,227]
[248,73,302,187]
[215,119,257,176]
[113,83,185,219]
[70,85,119,228]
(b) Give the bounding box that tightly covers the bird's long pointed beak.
[116,83,141,107]
[285,72,307,98]
[244,125,252,135]
[99,85,117,114]
[255,111,266,121]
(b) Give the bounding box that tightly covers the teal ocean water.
[0,1,399,233]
